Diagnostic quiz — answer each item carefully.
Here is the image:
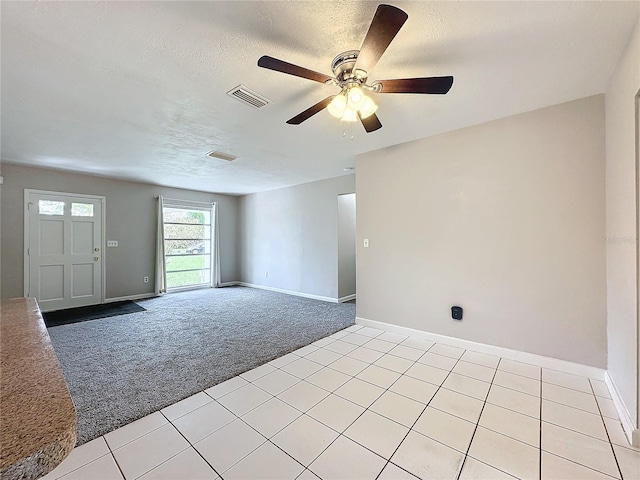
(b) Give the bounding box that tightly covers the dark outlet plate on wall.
[451,306,463,320]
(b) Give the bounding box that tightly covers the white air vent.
[227,85,270,109]
[206,150,238,162]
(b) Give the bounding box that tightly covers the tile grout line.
[540,413,623,443]
[103,419,184,480]
[538,373,625,479]
[102,435,128,480]
[368,341,451,479]
[590,379,625,479]
[169,381,281,478]
[290,330,395,476]
[371,346,469,480]
[210,346,509,450]
[227,328,385,475]
[186,400,271,478]
[314,339,515,478]
[261,437,311,479]
[282,328,424,477]
[455,357,503,480]
[159,410,225,480]
[303,329,405,475]
[277,331,496,411]
[48,440,121,480]
[542,395,603,415]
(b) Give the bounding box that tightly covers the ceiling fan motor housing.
[331,50,367,85]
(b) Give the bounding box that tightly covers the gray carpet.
[48,286,355,445]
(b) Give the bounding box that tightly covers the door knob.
[94,247,100,252]
[94,257,99,261]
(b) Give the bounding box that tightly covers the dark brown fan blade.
[287,96,335,125]
[353,4,408,75]
[258,56,333,84]
[375,76,454,94]
[359,112,382,133]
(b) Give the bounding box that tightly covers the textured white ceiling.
[1,1,638,195]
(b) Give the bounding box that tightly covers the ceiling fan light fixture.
[329,87,377,122]
[341,108,359,122]
[258,4,453,134]
[327,94,347,118]
[347,86,366,110]
[359,96,378,119]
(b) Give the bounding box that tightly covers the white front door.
[25,191,104,311]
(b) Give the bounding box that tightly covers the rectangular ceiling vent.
[206,150,238,162]
[227,85,270,109]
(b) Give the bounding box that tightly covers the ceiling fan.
[257,4,454,133]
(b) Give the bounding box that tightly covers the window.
[39,200,65,215]
[162,206,212,290]
[71,203,94,217]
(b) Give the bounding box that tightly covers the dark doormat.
[43,301,146,328]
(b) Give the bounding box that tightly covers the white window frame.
[162,199,215,292]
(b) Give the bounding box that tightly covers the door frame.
[635,90,640,440]
[23,189,107,305]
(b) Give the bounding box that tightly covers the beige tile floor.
[43,325,640,480]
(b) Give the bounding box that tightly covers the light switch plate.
[107,240,118,247]
[363,239,369,248]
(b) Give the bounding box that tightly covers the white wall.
[239,175,355,300]
[605,18,640,431]
[338,193,356,299]
[0,163,240,300]
[356,95,607,368]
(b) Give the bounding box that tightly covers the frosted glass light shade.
[327,94,347,118]
[359,96,378,119]
[341,108,358,122]
[347,86,366,110]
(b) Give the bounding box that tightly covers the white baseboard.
[355,316,606,380]
[338,294,356,303]
[104,293,158,303]
[605,372,639,446]
[237,282,338,303]
[219,281,240,287]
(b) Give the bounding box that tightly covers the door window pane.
[71,203,94,217]
[39,200,64,215]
